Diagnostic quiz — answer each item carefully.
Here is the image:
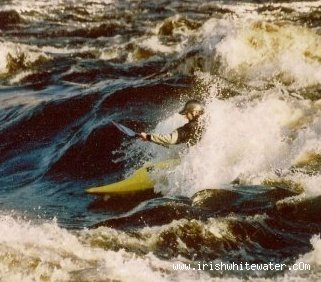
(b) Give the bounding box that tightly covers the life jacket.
[176,117,204,146]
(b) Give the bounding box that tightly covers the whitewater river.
[1,0,321,281]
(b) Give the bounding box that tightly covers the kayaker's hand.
[139,132,148,141]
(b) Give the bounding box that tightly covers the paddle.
[111,121,138,137]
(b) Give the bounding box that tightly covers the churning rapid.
[1,0,321,281]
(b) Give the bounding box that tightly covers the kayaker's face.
[185,112,194,121]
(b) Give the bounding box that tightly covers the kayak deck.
[86,159,179,195]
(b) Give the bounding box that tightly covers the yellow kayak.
[86,159,180,195]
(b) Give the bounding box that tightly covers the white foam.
[2,0,116,20]
[2,213,319,281]
[0,41,50,75]
[298,235,321,267]
[141,36,179,54]
[201,19,321,88]
[129,77,321,198]
[0,214,216,282]
[153,92,288,195]
[0,44,9,73]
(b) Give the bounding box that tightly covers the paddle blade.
[112,121,137,137]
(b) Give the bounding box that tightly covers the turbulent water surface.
[1,0,321,281]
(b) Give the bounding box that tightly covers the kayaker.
[139,99,205,146]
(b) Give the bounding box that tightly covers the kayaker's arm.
[139,131,179,145]
[138,100,205,147]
